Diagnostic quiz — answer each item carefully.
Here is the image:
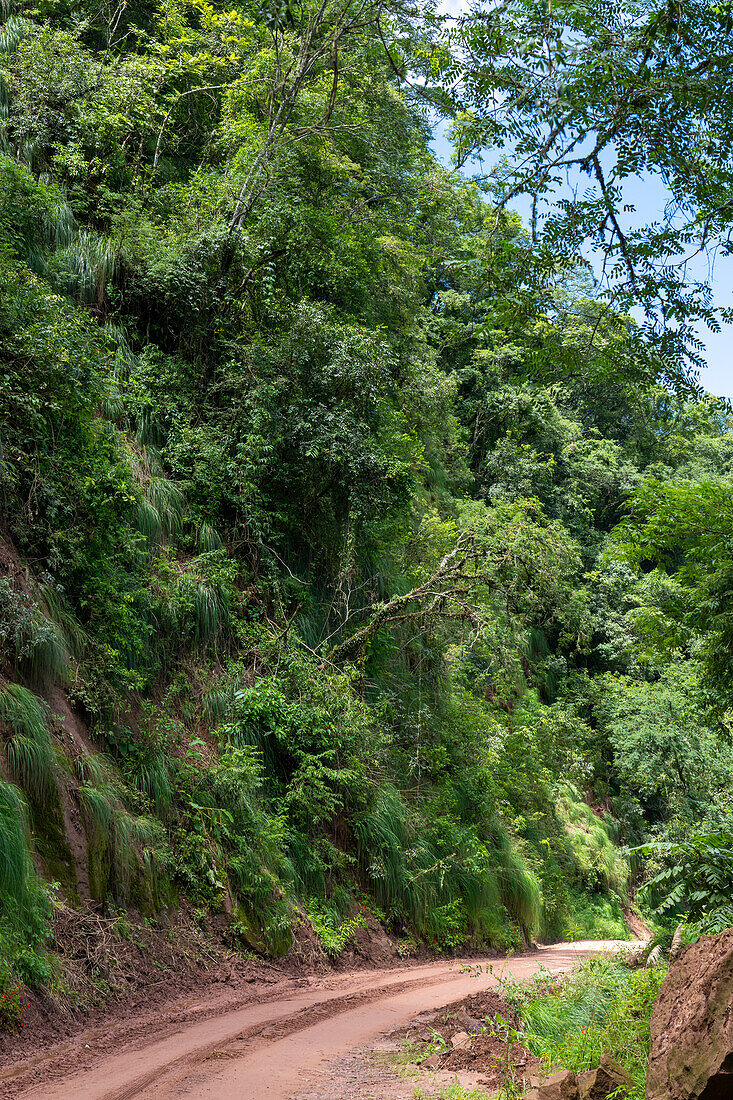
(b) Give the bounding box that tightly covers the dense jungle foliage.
[1,0,733,995]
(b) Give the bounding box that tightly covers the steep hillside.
[1,0,733,1035]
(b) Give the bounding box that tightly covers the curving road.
[2,941,629,1099]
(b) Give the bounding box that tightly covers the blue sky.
[429,6,733,402]
[696,322,733,400]
[431,124,733,401]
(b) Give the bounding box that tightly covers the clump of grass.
[147,478,185,539]
[354,785,535,949]
[79,776,166,902]
[507,955,666,1099]
[160,561,231,654]
[0,778,53,988]
[0,578,72,685]
[132,751,172,816]
[489,815,542,941]
[197,522,223,551]
[37,582,85,662]
[0,778,32,904]
[136,477,185,549]
[50,229,119,305]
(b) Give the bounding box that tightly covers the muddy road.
[1,941,628,1099]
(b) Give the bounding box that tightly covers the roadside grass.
[394,956,664,1100]
[504,956,666,1098]
[413,1088,492,1100]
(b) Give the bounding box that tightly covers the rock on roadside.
[646,928,733,1099]
[525,1069,580,1099]
[578,1053,632,1099]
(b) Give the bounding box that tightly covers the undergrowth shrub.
[0,987,27,1033]
[305,897,365,957]
[562,892,629,941]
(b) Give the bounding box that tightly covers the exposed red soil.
[400,985,542,1089]
[0,941,628,1100]
[0,902,401,1069]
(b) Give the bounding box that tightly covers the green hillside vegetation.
[1,0,733,1011]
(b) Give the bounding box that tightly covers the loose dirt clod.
[400,986,541,1089]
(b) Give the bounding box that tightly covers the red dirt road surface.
[1,940,629,1099]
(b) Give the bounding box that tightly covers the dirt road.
[2,940,627,1099]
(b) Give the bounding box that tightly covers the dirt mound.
[647,928,733,1099]
[349,911,399,966]
[401,985,541,1089]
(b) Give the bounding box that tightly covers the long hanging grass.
[78,783,117,842]
[131,751,172,816]
[558,783,629,897]
[100,326,137,425]
[136,497,163,545]
[41,189,75,252]
[146,478,185,539]
[134,405,163,447]
[0,779,31,904]
[114,810,165,881]
[288,830,327,897]
[204,682,232,722]
[51,230,119,306]
[37,582,85,662]
[354,784,412,911]
[0,14,33,53]
[354,785,449,936]
[11,602,70,685]
[72,745,112,788]
[0,577,73,684]
[79,779,165,900]
[171,571,230,650]
[191,576,228,646]
[488,814,542,939]
[0,685,56,804]
[197,522,223,552]
[21,621,69,684]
